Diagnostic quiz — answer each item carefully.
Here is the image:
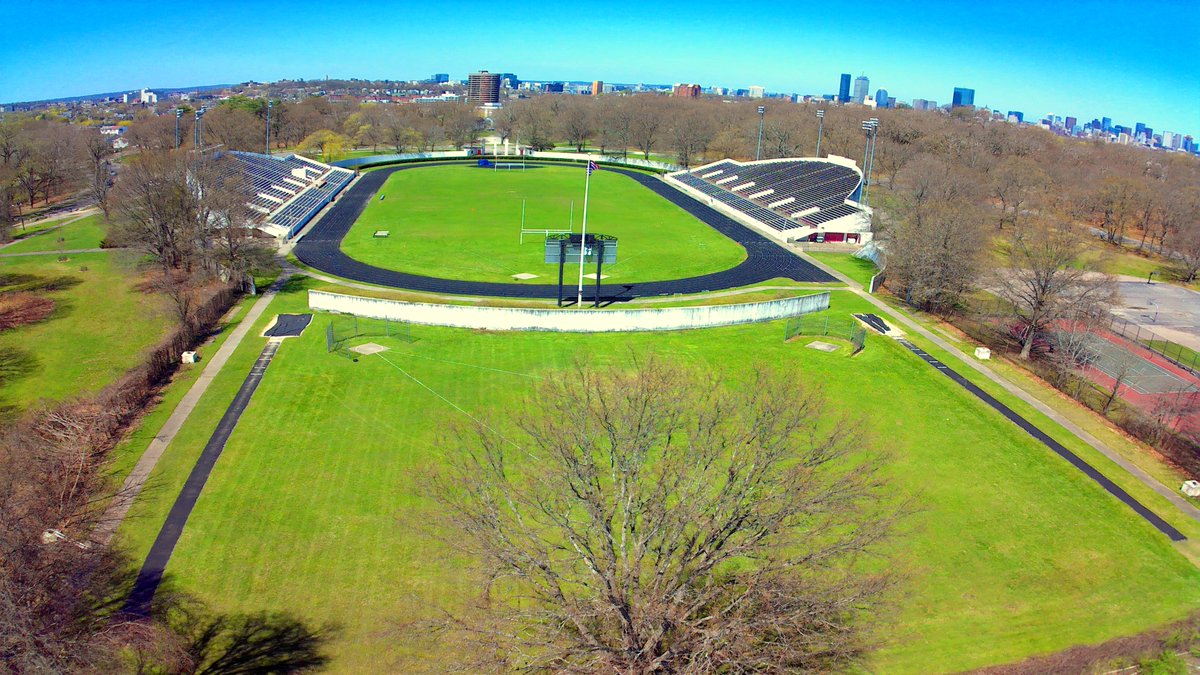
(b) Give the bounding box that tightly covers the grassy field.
[806,250,878,288]
[339,164,747,283]
[0,251,169,412]
[3,213,107,254]
[115,280,1200,674]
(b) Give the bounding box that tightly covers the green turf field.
[114,280,1200,674]
[806,250,878,288]
[3,213,106,254]
[339,164,747,283]
[0,251,169,413]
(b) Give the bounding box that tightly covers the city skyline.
[0,0,1195,134]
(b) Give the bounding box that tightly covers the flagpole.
[576,163,593,307]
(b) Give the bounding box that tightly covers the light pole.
[194,107,206,149]
[860,119,878,205]
[174,108,182,149]
[755,105,766,161]
[266,100,273,156]
[866,117,879,203]
[815,109,825,157]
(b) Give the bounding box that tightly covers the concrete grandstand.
[668,156,872,245]
[218,151,355,239]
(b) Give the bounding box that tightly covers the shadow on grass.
[0,344,39,387]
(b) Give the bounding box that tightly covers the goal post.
[518,198,574,244]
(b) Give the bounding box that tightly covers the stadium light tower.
[194,107,206,150]
[755,105,766,161]
[174,109,182,150]
[860,119,879,205]
[815,109,825,157]
[266,100,273,156]
[867,117,879,203]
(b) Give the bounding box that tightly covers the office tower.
[839,73,851,103]
[1065,116,1077,132]
[852,75,869,103]
[1007,111,1024,123]
[951,87,975,108]
[591,80,603,96]
[544,82,564,93]
[467,71,501,104]
[1101,117,1112,132]
[431,73,449,83]
[673,83,701,97]
[874,89,889,108]
[748,85,765,98]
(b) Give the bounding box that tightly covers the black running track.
[123,340,282,616]
[895,338,1185,541]
[293,162,835,299]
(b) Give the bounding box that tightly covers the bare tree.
[109,150,199,271]
[994,221,1116,359]
[82,129,115,217]
[884,202,986,313]
[629,96,663,160]
[989,156,1048,229]
[557,98,593,152]
[421,356,901,673]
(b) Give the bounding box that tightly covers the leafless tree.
[420,356,902,673]
[989,156,1048,229]
[629,96,663,159]
[994,221,1117,359]
[558,98,593,152]
[82,129,116,217]
[884,202,986,313]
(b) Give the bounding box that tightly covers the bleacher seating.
[669,158,867,233]
[218,151,354,239]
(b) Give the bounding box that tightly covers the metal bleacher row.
[219,151,355,239]
[675,159,865,231]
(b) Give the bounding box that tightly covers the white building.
[748,85,765,99]
[139,88,158,105]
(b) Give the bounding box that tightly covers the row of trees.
[0,117,115,235]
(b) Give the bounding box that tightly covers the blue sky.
[2,0,1196,134]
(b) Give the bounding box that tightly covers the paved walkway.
[0,247,105,258]
[795,249,1200,528]
[93,268,295,545]
[124,337,284,616]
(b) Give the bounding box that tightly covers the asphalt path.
[123,339,282,616]
[293,162,834,299]
[894,337,1185,542]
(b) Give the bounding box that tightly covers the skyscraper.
[852,75,869,104]
[591,80,603,96]
[1065,116,1077,132]
[951,87,975,108]
[1101,117,1113,132]
[431,73,449,83]
[748,85,765,99]
[467,71,501,104]
[838,74,851,103]
[1007,111,1024,123]
[874,89,889,108]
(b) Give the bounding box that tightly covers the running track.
[293,162,835,298]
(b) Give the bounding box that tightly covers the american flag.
[587,160,598,175]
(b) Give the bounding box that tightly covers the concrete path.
[124,338,284,616]
[1,209,97,251]
[795,248,1200,527]
[94,268,295,545]
[0,248,105,258]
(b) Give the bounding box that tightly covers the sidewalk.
[94,267,295,545]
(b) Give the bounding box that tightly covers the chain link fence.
[324,314,414,354]
[784,315,867,354]
[1108,316,1199,376]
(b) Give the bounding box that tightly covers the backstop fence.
[1107,316,1199,376]
[325,314,413,353]
[784,315,867,354]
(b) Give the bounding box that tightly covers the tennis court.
[1088,336,1200,395]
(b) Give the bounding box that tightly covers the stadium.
[106,148,1200,674]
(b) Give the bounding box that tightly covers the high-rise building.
[431,73,449,83]
[1065,116,1077,132]
[1007,111,1024,123]
[497,73,520,88]
[544,82,564,93]
[838,74,851,103]
[1101,117,1113,132]
[951,87,974,108]
[874,89,889,108]
[852,75,869,103]
[467,71,501,104]
[912,98,937,111]
[1134,122,1146,139]
[748,85,765,99]
[591,80,603,96]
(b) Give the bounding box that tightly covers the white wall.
[308,291,830,333]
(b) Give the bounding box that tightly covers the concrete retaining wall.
[308,290,830,333]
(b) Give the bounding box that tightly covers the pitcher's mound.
[350,343,390,355]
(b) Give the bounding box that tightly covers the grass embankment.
[3,213,106,254]
[0,250,169,412]
[339,164,747,284]
[116,280,1200,673]
[806,250,878,288]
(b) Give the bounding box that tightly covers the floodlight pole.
[266,100,273,156]
[174,109,182,149]
[866,118,879,204]
[755,105,766,161]
[815,109,825,157]
[576,166,594,308]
